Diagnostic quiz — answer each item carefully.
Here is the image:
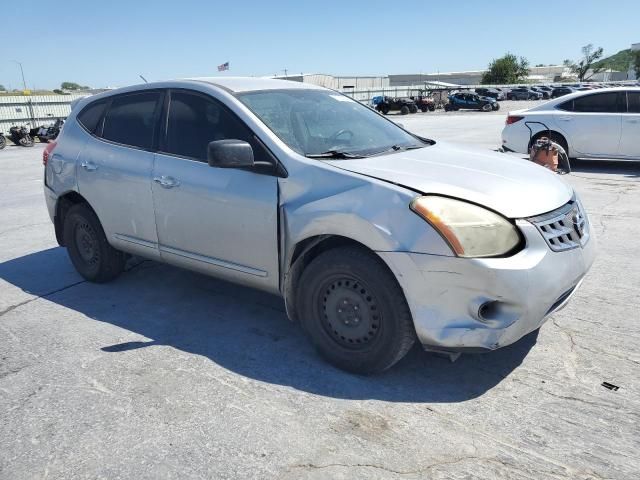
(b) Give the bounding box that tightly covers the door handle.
[80,160,98,171]
[153,176,180,188]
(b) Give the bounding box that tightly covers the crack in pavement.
[291,456,485,476]
[0,279,87,319]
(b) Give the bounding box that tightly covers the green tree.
[565,44,605,81]
[61,82,89,91]
[481,53,529,84]
[0,84,6,91]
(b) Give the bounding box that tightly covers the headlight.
[410,196,521,258]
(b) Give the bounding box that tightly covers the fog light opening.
[478,301,500,322]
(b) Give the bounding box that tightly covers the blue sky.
[0,0,638,90]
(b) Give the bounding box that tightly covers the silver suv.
[43,78,595,373]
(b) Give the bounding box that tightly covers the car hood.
[325,142,573,218]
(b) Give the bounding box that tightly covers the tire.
[400,106,410,115]
[297,246,416,374]
[381,105,390,115]
[444,104,452,112]
[0,135,6,150]
[19,135,34,147]
[493,103,500,111]
[428,105,435,111]
[63,203,125,283]
[481,104,492,112]
[420,106,428,112]
[409,104,418,114]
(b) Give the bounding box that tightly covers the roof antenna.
[139,75,148,84]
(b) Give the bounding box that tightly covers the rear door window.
[101,92,161,149]
[77,100,107,134]
[627,92,640,113]
[571,92,620,113]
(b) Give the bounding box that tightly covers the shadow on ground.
[0,247,539,403]
[570,159,640,178]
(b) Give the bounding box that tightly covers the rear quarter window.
[77,100,107,134]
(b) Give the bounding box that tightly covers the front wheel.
[297,246,416,374]
[63,203,125,282]
[400,105,410,115]
[19,135,34,147]
[481,104,492,112]
[0,135,6,150]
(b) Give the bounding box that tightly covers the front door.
[151,90,280,292]
[619,91,640,158]
[77,91,163,258]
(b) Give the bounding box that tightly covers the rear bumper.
[378,218,596,351]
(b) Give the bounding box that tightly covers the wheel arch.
[528,129,570,157]
[282,235,395,323]
[54,190,95,246]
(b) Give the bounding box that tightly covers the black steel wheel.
[297,246,416,374]
[0,135,6,150]
[64,203,125,282]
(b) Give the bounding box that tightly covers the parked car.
[507,88,542,100]
[445,92,499,111]
[551,87,576,98]
[372,96,418,115]
[44,78,595,373]
[529,87,550,99]
[502,87,640,161]
[475,88,505,100]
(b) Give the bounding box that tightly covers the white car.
[502,87,640,160]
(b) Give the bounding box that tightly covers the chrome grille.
[528,201,589,252]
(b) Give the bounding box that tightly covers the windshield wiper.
[369,144,425,156]
[305,150,365,159]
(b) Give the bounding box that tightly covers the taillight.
[43,141,57,166]
[505,115,524,125]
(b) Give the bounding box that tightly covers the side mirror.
[207,139,254,168]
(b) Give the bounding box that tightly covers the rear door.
[619,91,640,158]
[554,92,623,157]
[151,89,280,292]
[77,91,162,258]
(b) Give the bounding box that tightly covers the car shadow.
[0,247,539,403]
[570,159,640,178]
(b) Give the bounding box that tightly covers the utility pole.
[13,60,35,126]
[282,68,288,78]
[13,60,27,91]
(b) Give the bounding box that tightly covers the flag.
[217,62,230,72]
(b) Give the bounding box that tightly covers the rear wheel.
[409,104,418,114]
[297,246,416,374]
[63,203,125,282]
[0,135,6,150]
[481,103,492,112]
[400,105,410,115]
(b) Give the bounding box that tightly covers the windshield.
[237,89,428,157]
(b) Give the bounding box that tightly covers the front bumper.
[378,219,596,351]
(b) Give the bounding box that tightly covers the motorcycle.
[9,125,34,147]
[29,118,64,143]
[0,132,6,150]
